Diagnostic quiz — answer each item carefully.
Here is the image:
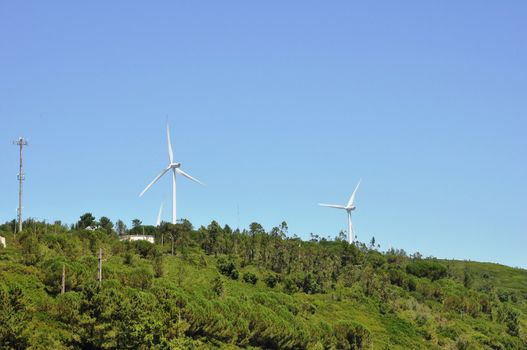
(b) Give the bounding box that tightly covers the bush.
[242,272,258,285]
[406,260,447,281]
[130,240,159,259]
[388,268,405,287]
[334,321,371,349]
[497,304,520,337]
[212,276,224,296]
[217,259,239,280]
[302,273,324,294]
[283,277,299,294]
[456,335,471,350]
[153,255,164,278]
[123,252,134,265]
[20,232,43,266]
[497,289,518,303]
[264,274,279,288]
[41,257,95,293]
[367,252,386,268]
[406,277,417,291]
[124,266,153,289]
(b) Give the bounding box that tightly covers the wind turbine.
[319,180,361,244]
[156,202,164,226]
[140,124,204,224]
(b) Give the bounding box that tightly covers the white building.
[0,236,5,248]
[119,235,155,244]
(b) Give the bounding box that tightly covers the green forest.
[0,215,526,349]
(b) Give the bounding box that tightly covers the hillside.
[0,218,526,349]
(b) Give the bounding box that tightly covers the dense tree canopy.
[0,216,525,349]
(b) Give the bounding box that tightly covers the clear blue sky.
[1,1,526,267]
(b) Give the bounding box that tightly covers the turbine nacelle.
[346,206,356,211]
[169,162,181,169]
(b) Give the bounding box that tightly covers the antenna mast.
[13,137,28,234]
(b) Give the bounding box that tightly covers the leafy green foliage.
[0,217,525,349]
[497,303,521,336]
[264,273,279,288]
[406,259,448,281]
[242,272,258,285]
[211,275,224,296]
[334,321,372,349]
[128,240,159,259]
[217,258,239,280]
[99,216,114,235]
[153,255,164,278]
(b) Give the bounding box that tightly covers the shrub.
[212,276,224,296]
[302,273,323,294]
[283,277,299,294]
[217,259,239,280]
[497,304,520,337]
[153,255,164,278]
[20,232,43,266]
[367,252,386,268]
[388,268,405,287]
[264,274,279,288]
[334,321,371,349]
[456,335,471,350]
[123,252,134,265]
[131,240,159,259]
[406,260,447,281]
[406,277,417,291]
[242,272,258,285]
[124,266,153,289]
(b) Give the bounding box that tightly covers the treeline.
[0,215,525,349]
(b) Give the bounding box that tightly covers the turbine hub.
[170,162,181,168]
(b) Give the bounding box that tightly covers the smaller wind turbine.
[319,180,361,244]
[156,202,164,226]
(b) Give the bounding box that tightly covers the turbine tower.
[156,202,164,226]
[319,180,361,244]
[13,137,28,234]
[140,124,203,224]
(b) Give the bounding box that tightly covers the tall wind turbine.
[319,180,361,244]
[140,124,204,224]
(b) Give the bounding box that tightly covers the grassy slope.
[1,237,526,349]
[161,253,526,349]
[161,255,421,349]
[445,260,527,293]
[445,259,527,339]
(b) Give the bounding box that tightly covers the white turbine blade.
[347,179,361,207]
[167,123,174,163]
[318,203,346,209]
[139,166,171,197]
[176,168,205,185]
[156,202,164,226]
